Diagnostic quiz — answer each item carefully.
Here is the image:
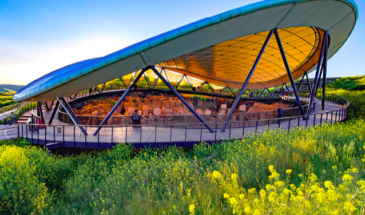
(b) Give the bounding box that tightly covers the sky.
[0,0,364,85]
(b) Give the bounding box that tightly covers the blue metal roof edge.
[14,0,359,102]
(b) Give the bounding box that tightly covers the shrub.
[0,146,49,214]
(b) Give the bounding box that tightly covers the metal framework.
[258,88,273,98]
[57,97,88,136]
[322,38,329,110]
[119,77,128,88]
[307,31,328,116]
[274,28,305,117]
[48,100,59,125]
[221,29,275,132]
[93,65,214,135]
[37,102,45,124]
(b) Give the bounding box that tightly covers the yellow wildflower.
[245,206,252,214]
[212,171,221,179]
[229,197,238,205]
[269,165,275,173]
[342,174,353,182]
[189,204,195,214]
[324,181,335,190]
[224,193,230,199]
[231,173,238,180]
[239,194,245,200]
[260,189,267,199]
[286,169,292,174]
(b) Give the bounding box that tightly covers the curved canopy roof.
[14,0,358,102]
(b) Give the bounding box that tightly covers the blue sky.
[0,0,363,85]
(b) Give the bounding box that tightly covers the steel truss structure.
[93,65,215,135]
[221,28,329,132]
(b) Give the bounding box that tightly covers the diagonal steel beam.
[48,101,59,125]
[197,81,208,92]
[297,74,305,91]
[58,97,88,136]
[149,65,214,133]
[174,74,184,89]
[119,77,128,88]
[308,31,328,116]
[221,29,274,132]
[93,67,148,135]
[274,28,305,117]
[305,72,312,94]
[144,73,151,89]
[37,102,45,124]
[322,36,329,110]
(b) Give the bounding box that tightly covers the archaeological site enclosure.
[12,0,357,149]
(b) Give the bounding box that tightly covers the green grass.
[327,75,365,91]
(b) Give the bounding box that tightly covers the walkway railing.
[0,102,26,114]
[15,93,348,150]
[57,98,314,128]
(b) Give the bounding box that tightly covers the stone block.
[221,104,227,109]
[143,106,149,115]
[239,105,246,111]
[128,107,135,115]
[154,108,161,115]
[205,109,211,115]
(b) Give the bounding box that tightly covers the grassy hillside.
[0,84,24,93]
[327,75,365,91]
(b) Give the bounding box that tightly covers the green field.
[1,77,365,214]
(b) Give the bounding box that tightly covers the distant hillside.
[327,75,365,91]
[0,84,24,93]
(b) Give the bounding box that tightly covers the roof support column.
[119,77,128,89]
[48,100,59,125]
[305,72,312,94]
[274,28,305,118]
[37,102,45,124]
[221,29,274,132]
[322,35,329,110]
[149,65,215,133]
[57,97,87,136]
[308,31,328,116]
[266,88,274,98]
[93,67,148,135]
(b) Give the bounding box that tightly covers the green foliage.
[327,89,365,119]
[328,75,365,91]
[0,146,49,214]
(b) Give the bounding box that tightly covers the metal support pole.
[197,81,208,92]
[284,83,293,96]
[48,101,59,125]
[57,97,88,136]
[322,36,329,110]
[174,74,184,89]
[221,29,274,132]
[274,28,305,117]
[119,77,128,88]
[93,67,148,135]
[308,31,328,116]
[305,72,312,94]
[297,74,305,92]
[101,83,106,92]
[266,88,274,98]
[149,65,214,133]
[44,102,50,111]
[37,102,45,124]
